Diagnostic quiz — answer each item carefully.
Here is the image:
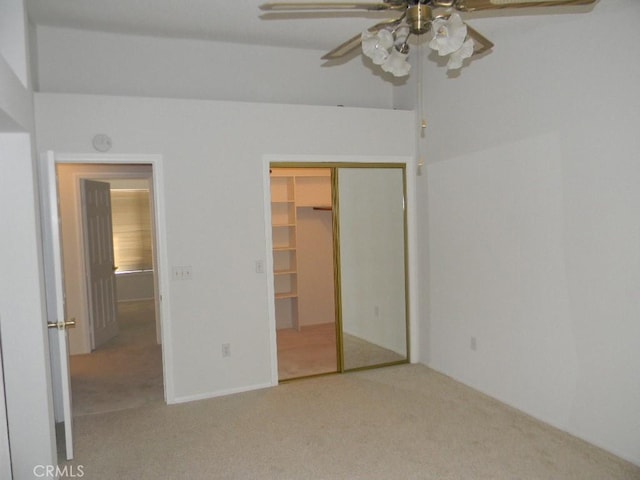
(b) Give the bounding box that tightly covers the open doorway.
[57,163,164,416]
[270,167,337,380]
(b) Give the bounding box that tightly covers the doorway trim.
[51,152,175,403]
[262,154,419,385]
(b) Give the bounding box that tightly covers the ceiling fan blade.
[321,17,403,60]
[466,25,494,56]
[321,33,365,60]
[260,2,399,11]
[454,0,596,12]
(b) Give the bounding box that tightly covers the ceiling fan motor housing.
[407,4,433,35]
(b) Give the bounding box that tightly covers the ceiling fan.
[260,0,597,77]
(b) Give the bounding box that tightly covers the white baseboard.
[169,381,275,405]
[117,297,155,303]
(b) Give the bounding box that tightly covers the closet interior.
[270,168,337,380]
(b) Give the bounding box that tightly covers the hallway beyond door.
[69,300,163,416]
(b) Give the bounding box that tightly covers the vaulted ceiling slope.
[25,0,597,55]
[25,0,391,51]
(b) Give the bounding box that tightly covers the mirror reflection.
[338,167,408,370]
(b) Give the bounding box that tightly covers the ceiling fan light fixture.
[381,46,411,77]
[406,4,433,35]
[393,25,411,47]
[361,29,395,65]
[260,0,597,80]
[429,13,468,56]
[446,37,475,69]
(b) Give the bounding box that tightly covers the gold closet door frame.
[332,164,410,373]
[270,162,410,376]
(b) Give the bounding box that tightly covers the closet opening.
[270,167,337,380]
[269,163,410,382]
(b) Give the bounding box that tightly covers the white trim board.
[172,382,274,405]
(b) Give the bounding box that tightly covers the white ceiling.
[25,0,599,55]
[25,0,403,53]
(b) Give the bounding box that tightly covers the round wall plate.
[92,134,112,152]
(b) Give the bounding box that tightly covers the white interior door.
[39,151,74,460]
[81,179,119,349]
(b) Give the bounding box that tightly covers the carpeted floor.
[69,300,164,416]
[62,364,640,479]
[70,308,405,414]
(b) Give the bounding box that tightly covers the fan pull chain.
[416,37,426,171]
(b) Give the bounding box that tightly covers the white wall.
[0,1,57,477]
[0,0,32,131]
[34,93,416,402]
[0,133,57,478]
[116,271,155,302]
[33,25,395,108]
[419,0,640,465]
[0,0,28,87]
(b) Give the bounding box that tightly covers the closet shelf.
[274,270,297,276]
[275,292,298,299]
[271,167,331,332]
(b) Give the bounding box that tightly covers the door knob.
[48,318,77,330]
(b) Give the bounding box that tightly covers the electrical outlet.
[222,343,231,358]
[470,336,477,351]
[255,260,264,274]
[374,305,380,317]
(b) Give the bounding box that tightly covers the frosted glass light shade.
[447,38,475,70]
[362,29,394,65]
[429,13,467,56]
[382,48,411,77]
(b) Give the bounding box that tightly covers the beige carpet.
[61,364,640,479]
[69,300,164,417]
